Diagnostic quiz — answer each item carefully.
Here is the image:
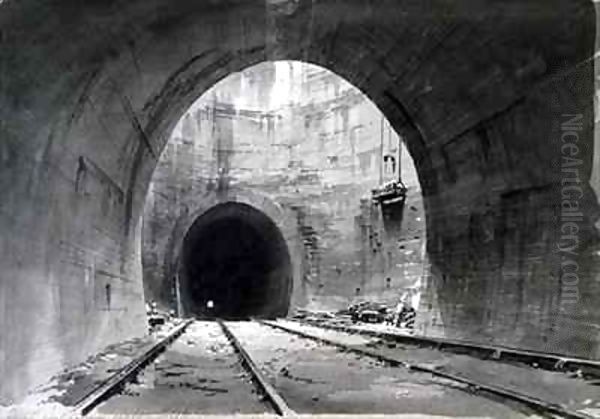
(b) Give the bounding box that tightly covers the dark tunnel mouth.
[178,202,293,320]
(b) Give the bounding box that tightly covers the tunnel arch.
[146,187,302,314]
[178,202,293,319]
[141,59,427,316]
[0,0,597,403]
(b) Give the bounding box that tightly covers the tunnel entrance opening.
[178,202,292,319]
[143,60,427,319]
[0,1,597,406]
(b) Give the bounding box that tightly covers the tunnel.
[178,202,292,319]
[0,0,598,404]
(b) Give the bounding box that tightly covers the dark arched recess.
[179,202,293,319]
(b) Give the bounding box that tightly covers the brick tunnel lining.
[179,202,292,319]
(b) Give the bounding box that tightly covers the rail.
[262,320,594,419]
[72,319,193,416]
[218,320,295,416]
[300,319,600,379]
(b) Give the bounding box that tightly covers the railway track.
[298,319,600,381]
[85,320,276,416]
[260,320,596,419]
[218,320,295,416]
[72,319,193,416]
[74,319,598,418]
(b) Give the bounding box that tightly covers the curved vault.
[0,0,596,403]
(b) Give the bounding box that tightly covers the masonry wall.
[142,62,426,313]
[1,0,596,404]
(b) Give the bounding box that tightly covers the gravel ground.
[0,320,184,417]
[92,321,271,415]
[226,321,539,417]
[6,318,595,418]
[275,319,600,417]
